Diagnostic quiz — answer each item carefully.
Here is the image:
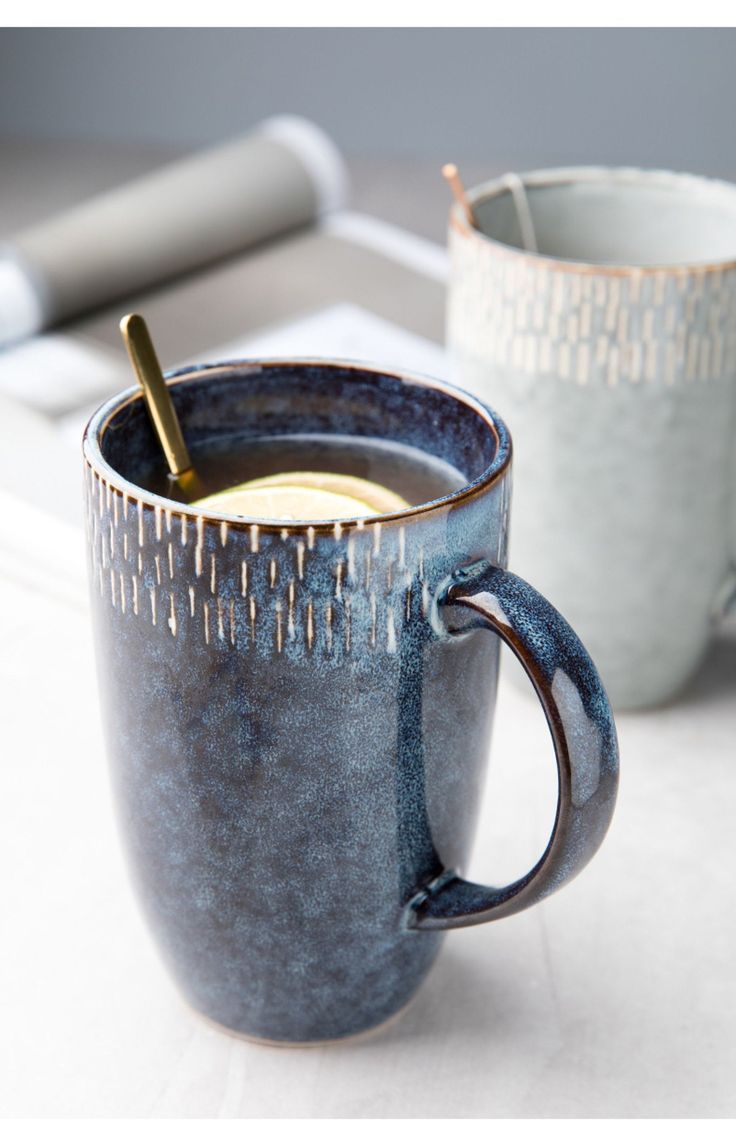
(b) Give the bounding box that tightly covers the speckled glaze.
[448,167,736,708]
[83,360,618,1043]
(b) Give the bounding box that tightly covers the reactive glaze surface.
[83,360,618,1043]
[84,361,510,1041]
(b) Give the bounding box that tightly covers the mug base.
[187,989,421,1049]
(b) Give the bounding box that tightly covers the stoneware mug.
[83,359,619,1044]
[448,167,736,709]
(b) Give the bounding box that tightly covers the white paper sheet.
[0,332,127,417]
[201,301,448,379]
[54,303,449,449]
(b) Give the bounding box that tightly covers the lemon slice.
[194,471,409,521]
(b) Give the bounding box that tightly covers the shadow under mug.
[83,360,618,1044]
[448,166,736,709]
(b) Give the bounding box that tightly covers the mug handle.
[408,560,619,931]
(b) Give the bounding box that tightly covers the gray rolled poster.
[0,116,347,348]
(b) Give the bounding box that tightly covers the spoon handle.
[120,312,192,477]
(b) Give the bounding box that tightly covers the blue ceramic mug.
[83,360,619,1044]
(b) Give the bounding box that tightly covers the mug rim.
[83,357,512,532]
[451,164,736,277]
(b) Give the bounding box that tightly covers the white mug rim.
[452,165,736,277]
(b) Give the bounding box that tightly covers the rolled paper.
[0,116,347,348]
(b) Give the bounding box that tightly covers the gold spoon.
[119,312,205,501]
[119,313,409,520]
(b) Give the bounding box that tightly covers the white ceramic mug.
[448,167,736,709]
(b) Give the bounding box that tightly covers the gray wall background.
[0,28,734,174]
